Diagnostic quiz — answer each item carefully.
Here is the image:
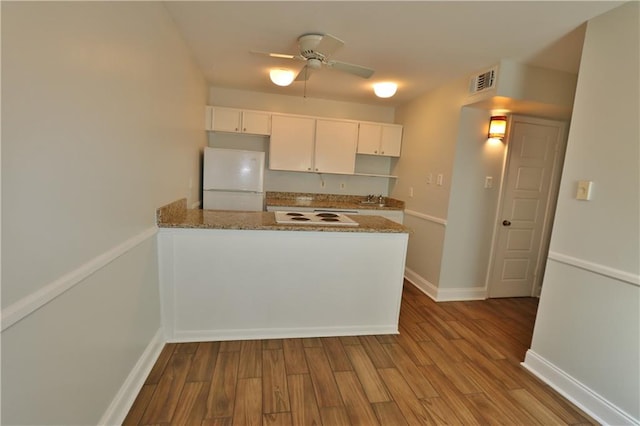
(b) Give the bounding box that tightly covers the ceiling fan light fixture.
[270,68,295,86]
[373,82,397,98]
[307,58,323,70]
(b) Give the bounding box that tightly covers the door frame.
[485,115,568,298]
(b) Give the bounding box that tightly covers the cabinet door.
[357,123,382,155]
[212,107,242,133]
[380,125,403,157]
[315,119,358,174]
[242,111,271,135]
[269,115,315,172]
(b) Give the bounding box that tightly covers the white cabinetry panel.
[357,122,403,157]
[269,115,316,172]
[159,228,408,341]
[315,119,358,174]
[269,116,357,174]
[207,106,271,135]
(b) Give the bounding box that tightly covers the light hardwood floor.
[124,281,596,425]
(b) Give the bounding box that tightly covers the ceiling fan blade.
[326,60,375,79]
[250,50,301,60]
[315,34,344,57]
[294,66,313,82]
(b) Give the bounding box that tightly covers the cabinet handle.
[381,151,385,154]
[235,127,239,131]
[315,168,319,171]
[243,128,246,131]
[307,167,311,171]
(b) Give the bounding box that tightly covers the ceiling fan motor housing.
[298,34,324,58]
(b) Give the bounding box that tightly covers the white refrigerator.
[202,147,265,211]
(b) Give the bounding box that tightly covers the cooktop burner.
[274,211,358,226]
[316,213,339,218]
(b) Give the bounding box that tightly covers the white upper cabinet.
[269,115,316,172]
[357,122,403,157]
[269,115,358,174]
[314,119,358,174]
[206,106,271,135]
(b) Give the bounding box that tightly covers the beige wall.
[393,55,578,298]
[439,107,505,291]
[1,2,207,424]
[529,2,639,422]
[392,76,469,287]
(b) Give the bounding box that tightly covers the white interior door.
[488,116,566,298]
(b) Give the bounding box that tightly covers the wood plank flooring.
[124,282,596,425]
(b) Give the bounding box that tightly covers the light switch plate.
[576,180,592,200]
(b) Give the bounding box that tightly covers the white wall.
[1,2,207,424]
[392,76,469,290]
[208,87,396,196]
[526,2,639,424]
[439,107,505,292]
[394,54,579,300]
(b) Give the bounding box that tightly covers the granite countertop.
[157,199,409,234]
[265,191,405,211]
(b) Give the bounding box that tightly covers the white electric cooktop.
[274,211,358,226]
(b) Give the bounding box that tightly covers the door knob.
[502,220,511,226]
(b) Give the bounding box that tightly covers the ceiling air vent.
[469,67,497,94]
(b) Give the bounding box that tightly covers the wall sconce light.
[373,82,398,98]
[488,115,507,139]
[269,68,295,87]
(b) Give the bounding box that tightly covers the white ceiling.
[164,1,623,107]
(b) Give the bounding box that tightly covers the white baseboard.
[169,325,398,343]
[437,286,486,301]
[404,267,486,301]
[522,350,639,426]
[99,328,166,426]
[404,267,438,300]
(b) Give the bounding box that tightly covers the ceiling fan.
[253,33,375,82]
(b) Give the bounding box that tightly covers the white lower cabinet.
[269,115,358,174]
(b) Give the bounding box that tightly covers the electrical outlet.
[484,176,493,189]
[409,187,414,197]
[426,173,432,184]
[320,181,326,188]
[437,174,444,186]
[340,182,346,189]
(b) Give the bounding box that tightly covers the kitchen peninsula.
[157,199,409,342]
